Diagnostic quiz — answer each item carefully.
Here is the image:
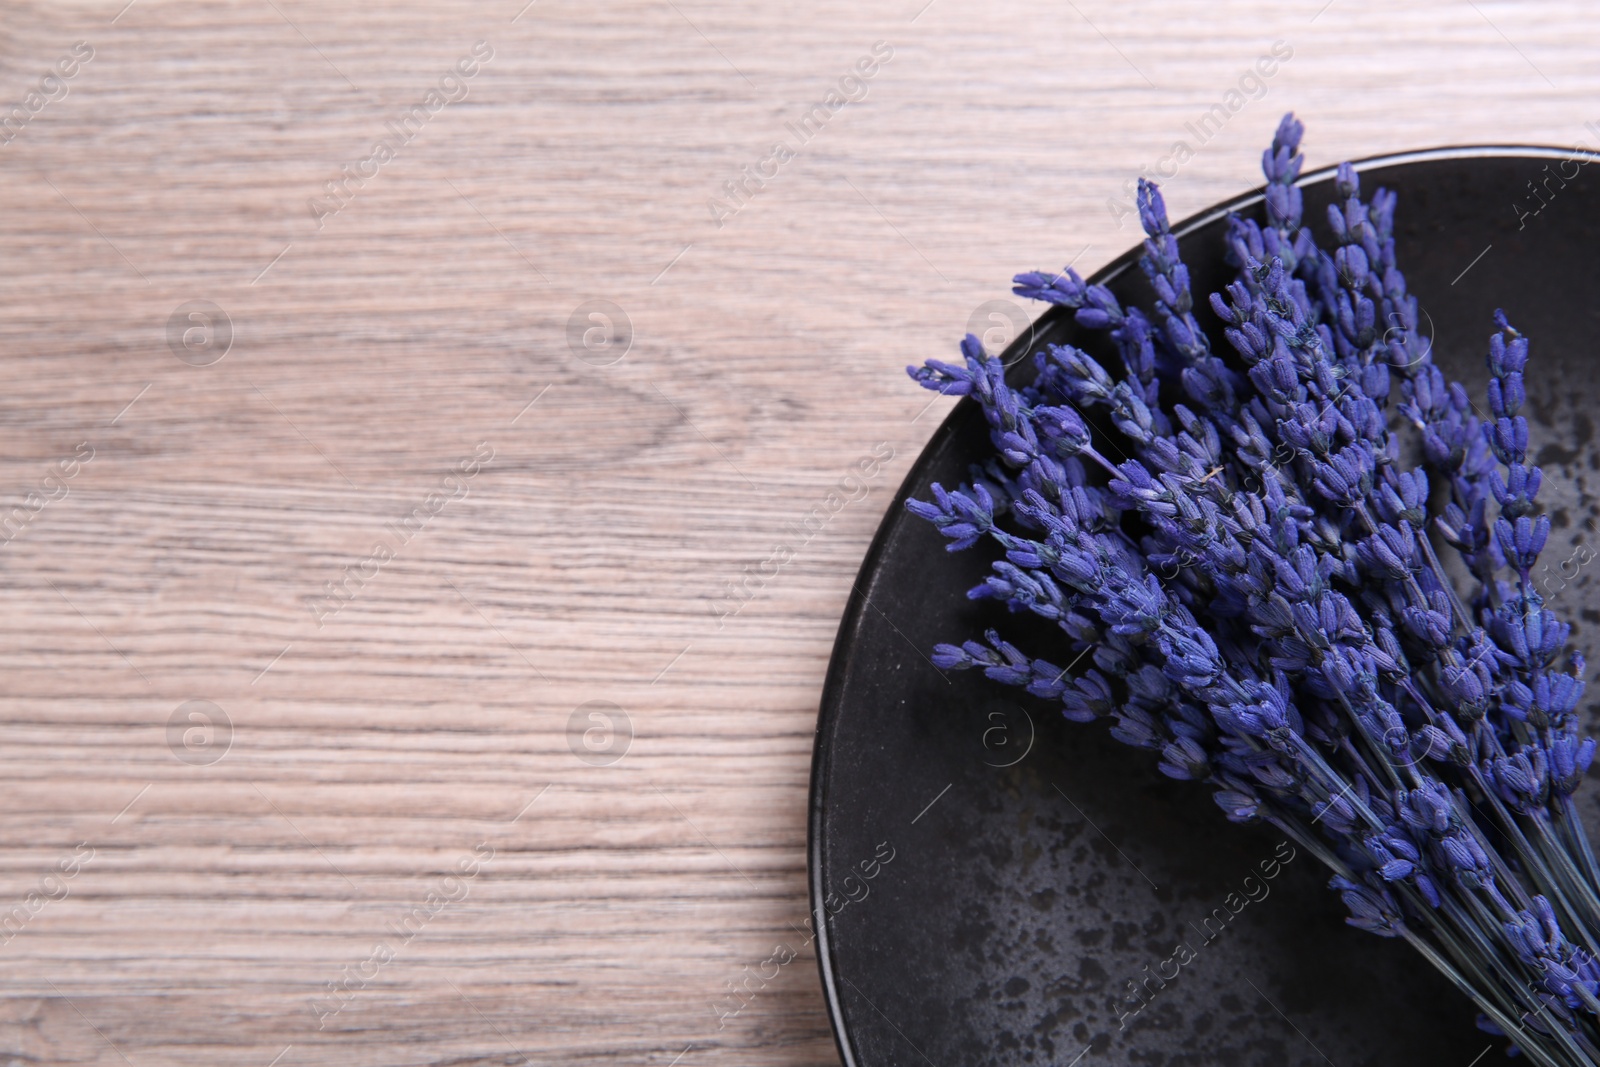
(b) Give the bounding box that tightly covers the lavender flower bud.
[1399,782,1453,834]
[1125,664,1173,705]
[1502,678,1537,725]
[1108,383,1155,444]
[1549,733,1597,795]
[1033,405,1092,458]
[1077,284,1126,331]
[1539,671,1585,721]
[1060,670,1114,723]
[1157,622,1223,686]
[907,357,975,396]
[1411,724,1464,765]
[1110,706,1165,749]
[1330,875,1404,937]
[1313,794,1358,833]
[1402,601,1452,652]
[1335,244,1370,289]
[1484,750,1550,814]
[1213,789,1260,823]
[1439,830,1494,889]
[1489,463,1542,519]
[1484,415,1529,466]
[1367,829,1421,882]
[1359,521,1418,581]
[1488,310,1530,375]
[1493,514,1550,573]
[1046,344,1116,403]
[1051,543,1104,590]
[1362,361,1391,402]
[1440,664,1490,722]
[1013,266,1089,308]
[1375,468,1429,527]
[1312,443,1375,506]
[1486,372,1526,420]
[906,483,997,552]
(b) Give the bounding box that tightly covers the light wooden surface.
[0,1,1597,1063]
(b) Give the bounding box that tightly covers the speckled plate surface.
[811,147,1600,1067]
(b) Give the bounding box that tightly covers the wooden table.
[0,1,1594,1062]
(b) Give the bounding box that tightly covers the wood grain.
[0,0,1597,1062]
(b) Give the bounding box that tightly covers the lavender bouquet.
[906,115,1600,1065]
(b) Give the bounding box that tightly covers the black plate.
[811,147,1600,1067]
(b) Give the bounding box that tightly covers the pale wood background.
[0,0,1596,1063]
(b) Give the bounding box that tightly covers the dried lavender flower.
[906,114,1600,1066]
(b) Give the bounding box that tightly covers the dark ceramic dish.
[811,147,1600,1067]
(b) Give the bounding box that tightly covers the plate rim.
[806,141,1600,1067]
